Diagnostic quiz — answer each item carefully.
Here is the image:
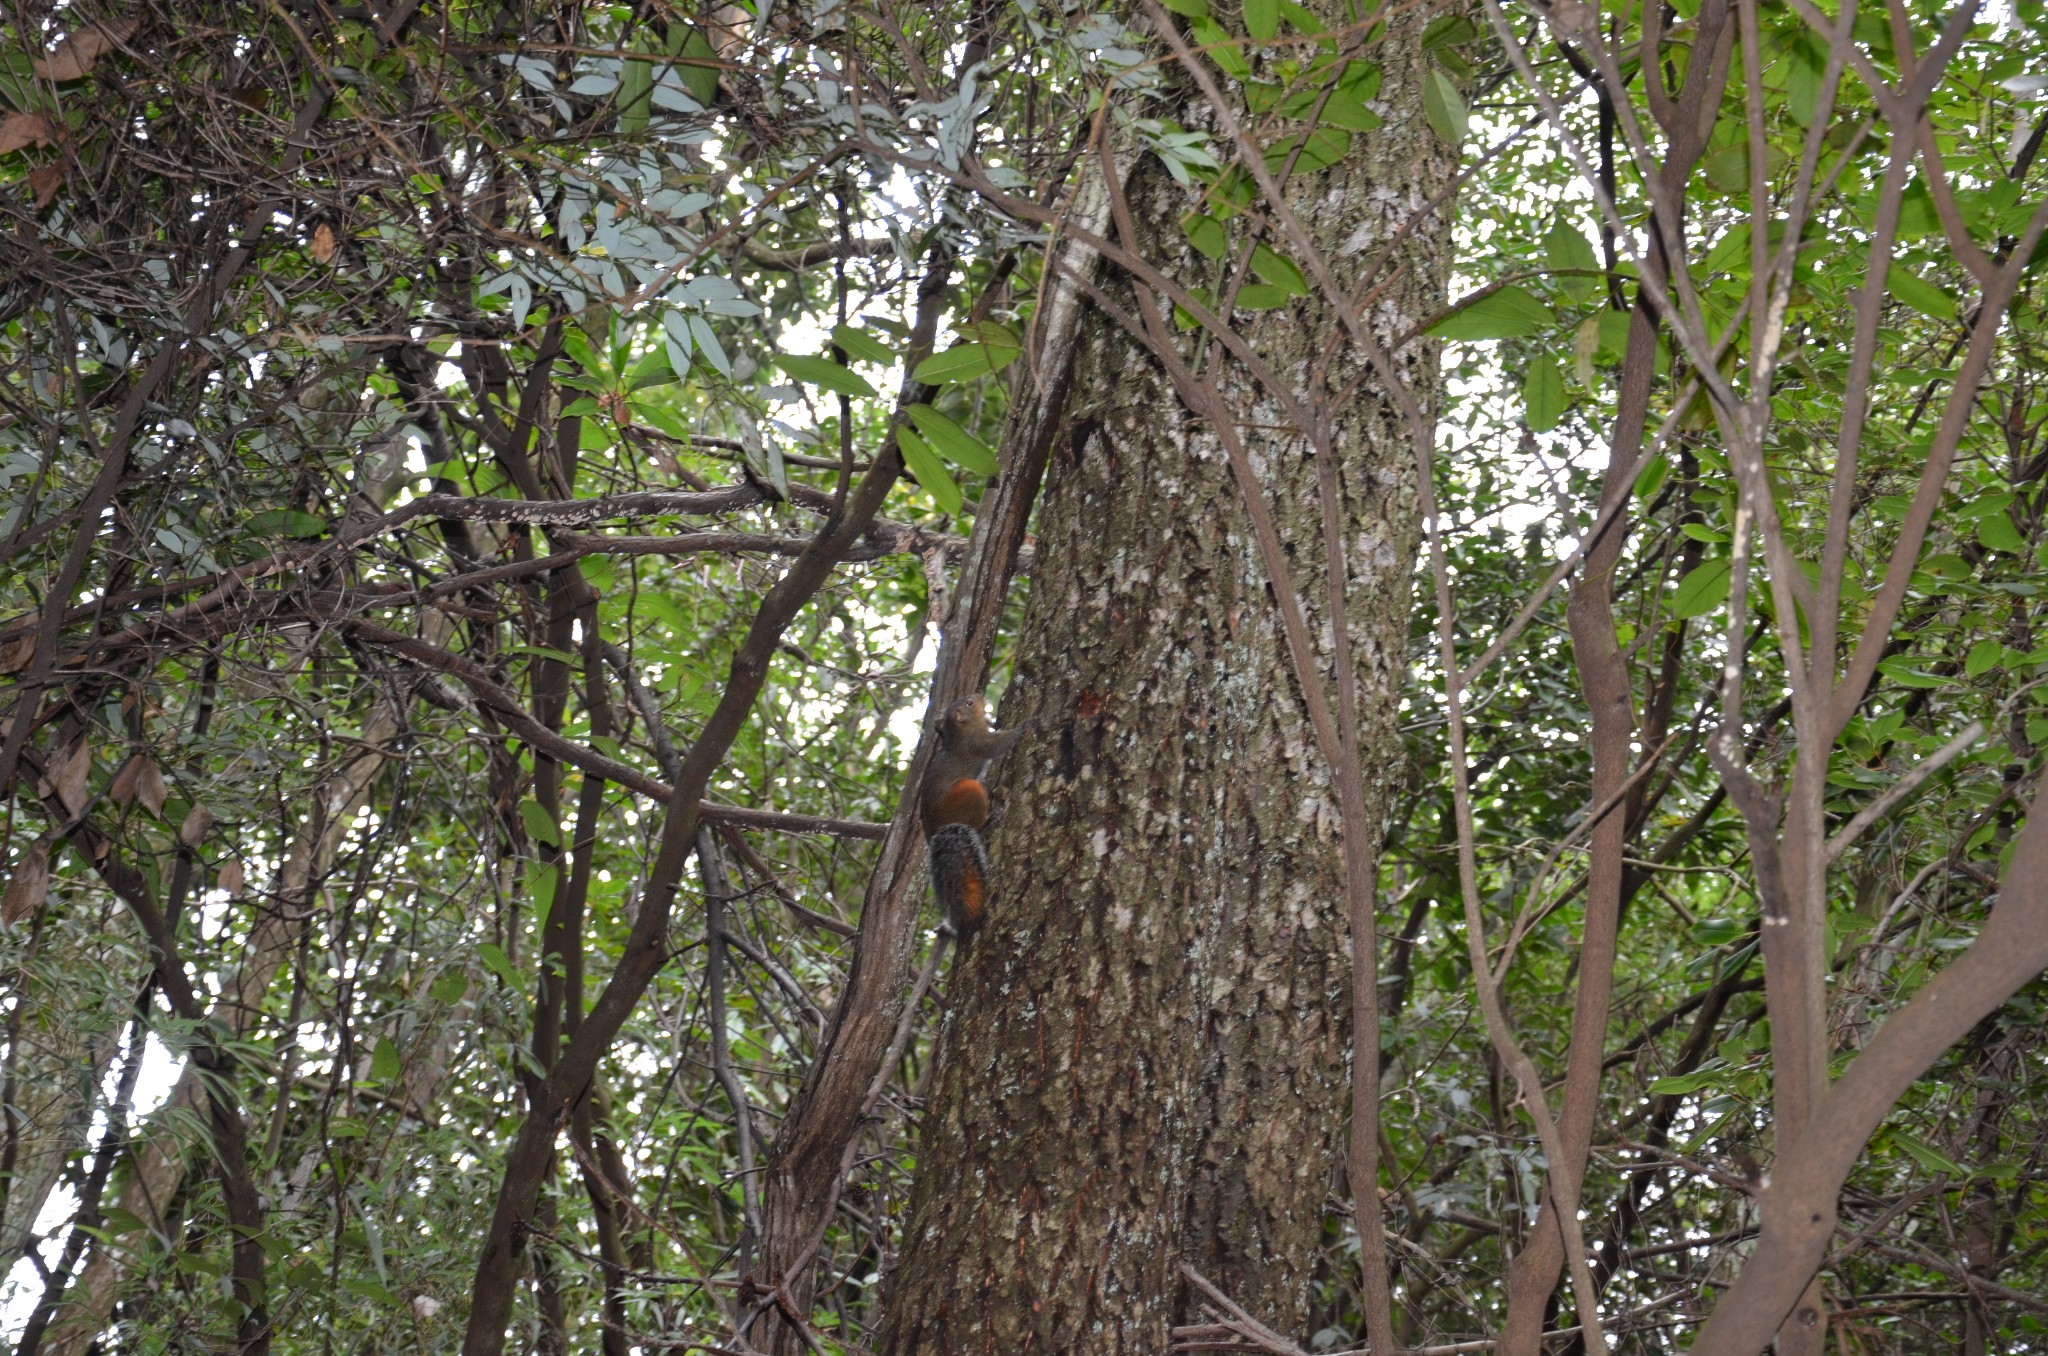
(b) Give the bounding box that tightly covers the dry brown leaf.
[2,842,50,925]
[218,859,244,896]
[107,753,144,806]
[52,741,91,818]
[179,802,214,847]
[28,162,64,209]
[34,19,137,83]
[310,222,338,264]
[0,111,54,156]
[0,620,36,675]
[137,757,167,817]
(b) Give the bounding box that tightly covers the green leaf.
[1422,69,1468,145]
[343,1277,402,1307]
[430,970,469,1005]
[897,429,963,514]
[1235,283,1293,309]
[1876,657,1949,689]
[830,323,896,365]
[1245,0,1280,40]
[98,1208,150,1236]
[478,943,519,988]
[1892,1132,1966,1178]
[905,405,999,475]
[672,25,721,105]
[1250,243,1310,296]
[1669,558,1732,619]
[618,53,654,135]
[626,347,675,391]
[1977,513,2025,553]
[519,799,561,848]
[912,343,1020,384]
[1263,126,1350,174]
[1182,212,1229,260]
[244,510,328,539]
[370,1036,401,1083]
[1277,0,1325,34]
[1190,16,1250,78]
[533,860,559,920]
[1318,91,1381,131]
[777,353,877,398]
[560,396,601,417]
[1428,286,1552,341]
[1691,917,1748,946]
[1887,264,1956,321]
[1545,222,1601,301]
[1965,639,2004,678]
[1422,14,1479,48]
[630,401,691,441]
[1522,360,1567,433]
[1162,0,1209,13]
[1648,1068,1724,1096]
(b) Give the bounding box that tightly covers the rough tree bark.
[877,6,1459,1349]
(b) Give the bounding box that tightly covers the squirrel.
[919,694,1024,946]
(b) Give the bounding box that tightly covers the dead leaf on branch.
[218,859,244,896]
[180,802,214,847]
[53,740,91,818]
[137,758,167,816]
[0,112,54,156]
[2,842,50,925]
[0,619,37,674]
[108,753,143,805]
[28,163,65,209]
[34,18,138,83]
[310,222,339,264]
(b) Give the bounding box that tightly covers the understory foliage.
[0,0,2039,1353]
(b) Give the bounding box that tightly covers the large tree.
[875,2,1460,1350]
[1,1,2046,1355]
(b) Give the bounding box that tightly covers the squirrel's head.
[938,695,988,741]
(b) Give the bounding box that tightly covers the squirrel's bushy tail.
[928,823,990,944]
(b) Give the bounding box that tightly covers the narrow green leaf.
[1886,264,1956,321]
[1249,242,1309,295]
[830,323,896,365]
[777,353,877,398]
[519,799,561,848]
[1318,91,1381,131]
[370,1037,401,1083]
[906,405,999,475]
[478,943,519,988]
[1245,0,1280,40]
[897,429,963,513]
[1522,360,1567,432]
[1423,69,1468,145]
[1182,212,1229,260]
[1161,0,1209,14]
[1234,283,1293,309]
[1892,1132,1966,1178]
[1190,16,1250,78]
[1647,1067,1724,1096]
[912,344,1019,384]
[626,348,675,391]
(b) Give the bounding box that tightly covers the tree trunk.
[878,8,1459,1349]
